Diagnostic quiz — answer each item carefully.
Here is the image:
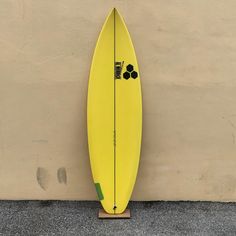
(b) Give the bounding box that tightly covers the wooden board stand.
[98,209,131,219]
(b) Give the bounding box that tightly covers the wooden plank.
[98,209,130,219]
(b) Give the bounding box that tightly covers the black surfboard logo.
[115,61,124,79]
[123,64,138,80]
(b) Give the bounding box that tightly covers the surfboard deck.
[87,8,142,214]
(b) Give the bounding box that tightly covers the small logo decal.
[115,61,124,79]
[123,64,138,80]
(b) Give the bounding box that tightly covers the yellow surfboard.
[87,8,142,214]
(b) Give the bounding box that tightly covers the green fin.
[95,183,104,200]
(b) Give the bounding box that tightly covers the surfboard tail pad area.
[87,8,142,214]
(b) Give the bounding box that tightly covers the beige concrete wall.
[1,0,236,201]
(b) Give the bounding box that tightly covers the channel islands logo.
[123,64,138,80]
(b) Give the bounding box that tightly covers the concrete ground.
[0,201,235,235]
